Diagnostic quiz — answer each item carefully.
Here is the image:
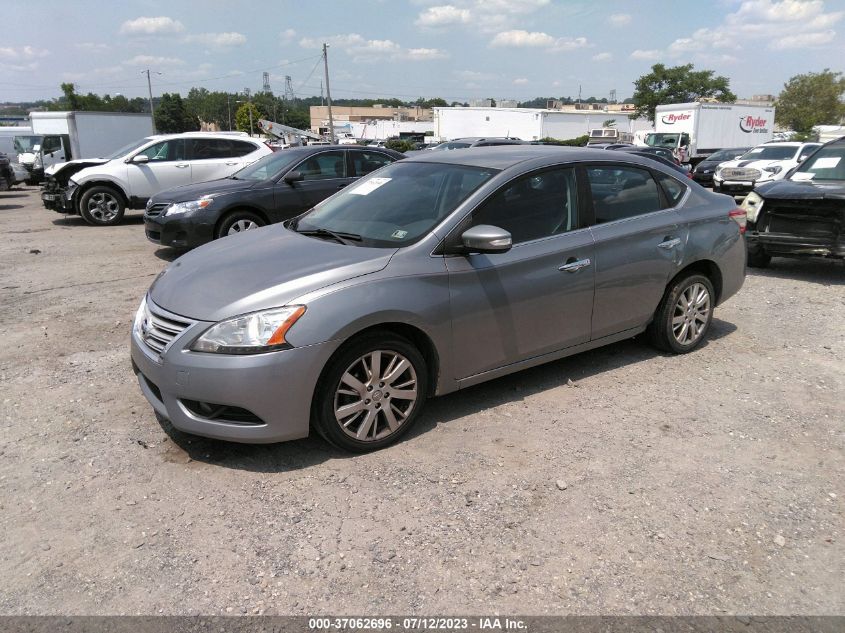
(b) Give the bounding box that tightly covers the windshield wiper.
[296,227,362,245]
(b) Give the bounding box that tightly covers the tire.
[312,333,428,453]
[746,245,771,268]
[647,274,715,354]
[216,211,266,239]
[79,186,126,226]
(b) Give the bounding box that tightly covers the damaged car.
[742,137,845,267]
[42,133,272,226]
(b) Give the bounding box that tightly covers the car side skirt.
[456,326,644,390]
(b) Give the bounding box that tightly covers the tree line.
[3,67,842,139]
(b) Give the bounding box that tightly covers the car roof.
[145,132,258,142]
[272,144,403,157]
[402,145,675,172]
[758,141,812,147]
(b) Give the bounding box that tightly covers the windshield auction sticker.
[350,177,391,195]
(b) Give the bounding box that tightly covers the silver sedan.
[131,146,746,452]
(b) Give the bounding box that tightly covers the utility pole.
[244,87,254,137]
[227,94,232,131]
[142,69,161,132]
[322,43,335,143]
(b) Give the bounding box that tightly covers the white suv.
[713,141,821,196]
[43,132,272,225]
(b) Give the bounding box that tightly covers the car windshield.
[645,133,679,148]
[708,148,748,161]
[791,144,845,181]
[107,138,154,160]
[233,151,301,181]
[291,161,498,247]
[739,146,797,161]
[13,135,42,153]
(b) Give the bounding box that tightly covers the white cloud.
[454,69,496,82]
[280,29,297,43]
[630,49,662,60]
[0,45,48,71]
[75,42,110,52]
[513,77,529,85]
[124,54,185,66]
[592,52,613,61]
[413,0,550,32]
[415,5,471,27]
[0,45,49,60]
[405,47,449,60]
[549,36,588,51]
[119,16,185,36]
[667,0,842,55]
[491,30,556,47]
[185,32,247,47]
[300,33,444,62]
[609,13,631,26]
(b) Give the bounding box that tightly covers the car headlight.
[762,166,782,175]
[133,294,148,337]
[164,197,214,216]
[191,306,306,354]
[740,191,764,223]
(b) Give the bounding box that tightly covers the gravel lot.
[0,187,842,616]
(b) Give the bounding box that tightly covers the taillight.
[728,208,747,234]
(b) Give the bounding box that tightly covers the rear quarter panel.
[678,188,746,305]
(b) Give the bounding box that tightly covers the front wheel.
[216,211,265,239]
[647,274,715,354]
[79,186,126,226]
[313,333,428,452]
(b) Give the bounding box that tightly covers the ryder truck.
[639,102,775,166]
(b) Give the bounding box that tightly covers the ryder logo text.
[661,113,692,125]
[739,116,769,133]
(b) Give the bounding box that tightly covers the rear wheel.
[216,211,265,239]
[313,333,428,452]
[79,186,125,226]
[647,274,715,354]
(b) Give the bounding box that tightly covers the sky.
[1,0,843,104]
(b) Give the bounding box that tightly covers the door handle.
[337,183,348,189]
[225,161,239,166]
[558,258,591,273]
[175,163,190,169]
[658,237,681,249]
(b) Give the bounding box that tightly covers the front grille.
[139,301,193,356]
[145,203,169,217]
[720,167,761,181]
[762,202,842,240]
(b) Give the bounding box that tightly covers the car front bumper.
[130,303,338,443]
[747,226,845,259]
[41,181,77,213]
[144,212,216,249]
[691,171,714,186]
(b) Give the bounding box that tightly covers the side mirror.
[130,154,150,164]
[461,225,512,254]
[284,170,304,184]
[797,155,808,163]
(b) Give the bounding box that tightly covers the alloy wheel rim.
[672,282,711,345]
[334,350,418,442]
[88,192,119,222]
[228,219,259,235]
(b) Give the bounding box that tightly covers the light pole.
[141,69,162,132]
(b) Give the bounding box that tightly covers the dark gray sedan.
[131,146,747,452]
[144,145,403,248]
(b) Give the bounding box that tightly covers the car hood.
[757,178,845,200]
[46,158,111,178]
[151,177,259,203]
[719,158,788,170]
[150,224,396,322]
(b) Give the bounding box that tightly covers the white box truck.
[22,111,154,183]
[639,102,775,166]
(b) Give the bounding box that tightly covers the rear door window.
[586,166,663,224]
[295,151,347,180]
[350,150,395,176]
[655,172,688,206]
